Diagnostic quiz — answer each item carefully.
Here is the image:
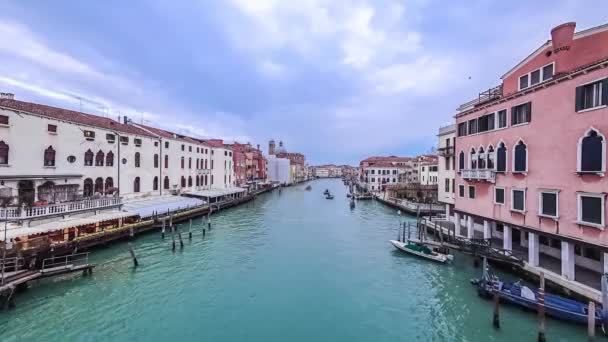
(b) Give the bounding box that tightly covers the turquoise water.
[0,179,588,341]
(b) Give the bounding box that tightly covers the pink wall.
[502,23,608,95]
[455,66,608,245]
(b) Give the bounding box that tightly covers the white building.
[266,155,291,185]
[437,124,455,218]
[419,158,439,186]
[0,95,235,207]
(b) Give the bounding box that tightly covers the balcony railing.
[437,146,454,157]
[0,197,122,220]
[461,169,496,182]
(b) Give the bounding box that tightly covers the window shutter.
[602,79,608,106]
[526,102,532,123]
[511,106,516,125]
[575,85,584,111]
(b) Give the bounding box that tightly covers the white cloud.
[258,59,287,78]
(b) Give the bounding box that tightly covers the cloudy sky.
[0,1,606,164]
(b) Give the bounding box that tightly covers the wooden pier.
[0,253,94,310]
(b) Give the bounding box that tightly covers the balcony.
[437,146,454,157]
[0,197,122,220]
[461,169,496,182]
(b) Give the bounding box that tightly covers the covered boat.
[473,270,607,326]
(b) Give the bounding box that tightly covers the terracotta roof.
[201,139,225,148]
[0,98,155,137]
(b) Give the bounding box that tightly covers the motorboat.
[389,240,452,263]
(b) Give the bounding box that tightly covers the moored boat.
[472,269,608,326]
[389,240,452,263]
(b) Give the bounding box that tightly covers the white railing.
[0,197,122,220]
[461,169,495,182]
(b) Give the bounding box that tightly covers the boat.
[346,193,352,198]
[325,194,334,199]
[323,189,330,195]
[389,240,452,263]
[305,185,312,191]
[472,267,607,326]
[349,200,355,209]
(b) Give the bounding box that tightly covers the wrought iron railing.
[0,197,122,220]
[461,169,496,182]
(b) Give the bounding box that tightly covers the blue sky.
[0,1,606,165]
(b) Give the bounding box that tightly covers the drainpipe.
[117,132,121,197]
[160,138,163,196]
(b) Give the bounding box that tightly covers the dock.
[0,253,94,309]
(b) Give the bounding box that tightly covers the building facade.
[437,124,456,218]
[0,96,235,209]
[453,22,608,284]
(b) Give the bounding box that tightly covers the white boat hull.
[389,240,449,263]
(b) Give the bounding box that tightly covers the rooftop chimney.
[123,115,128,125]
[0,92,14,100]
[550,22,576,74]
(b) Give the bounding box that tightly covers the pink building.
[454,22,608,288]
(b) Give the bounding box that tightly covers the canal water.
[0,179,588,341]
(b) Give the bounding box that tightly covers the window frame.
[575,77,608,113]
[468,185,475,199]
[511,188,526,213]
[47,124,57,134]
[511,101,532,126]
[576,127,606,175]
[511,139,528,174]
[493,186,505,205]
[458,184,465,198]
[576,192,605,229]
[538,189,560,219]
[518,62,555,91]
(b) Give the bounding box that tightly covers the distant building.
[437,124,456,218]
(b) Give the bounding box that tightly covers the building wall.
[455,45,608,246]
[438,126,456,205]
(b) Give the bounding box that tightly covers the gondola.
[389,240,452,263]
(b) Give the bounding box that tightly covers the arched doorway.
[37,181,55,203]
[105,177,114,194]
[17,180,35,206]
[83,178,94,197]
[95,177,104,194]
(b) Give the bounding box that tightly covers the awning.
[1,211,136,241]
[182,187,246,199]
[122,196,205,218]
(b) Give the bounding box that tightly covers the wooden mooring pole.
[189,219,193,239]
[178,232,184,248]
[492,290,500,329]
[171,225,176,251]
[588,301,596,341]
[538,272,546,342]
[128,243,139,267]
[161,220,166,239]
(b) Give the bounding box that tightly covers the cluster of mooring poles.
[483,256,604,341]
[128,209,215,268]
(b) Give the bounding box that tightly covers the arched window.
[496,142,507,172]
[181,157,185,169]
[153,176,158,190]
[487,145,495,170]
[458,151,465,171]
[95,177,104,194]
[163,176,170,189]
[95,150,104,166]
[105,177,113,193]
[0,141,8,165]
[477,147,485,169]
[106,151,114,166]
[133,177,140,193]
[135,152,141,168]
[470,148,477,169]
[83,178,93,197]
[164,155,169,168]
[84,149,94,166]
[188,176,192,187]
[154,154,159,168]
[578,128,605,173]
[181,176,186,187]
[188,157,192,169]
[513,140,527,172]
[44,146,56,166]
